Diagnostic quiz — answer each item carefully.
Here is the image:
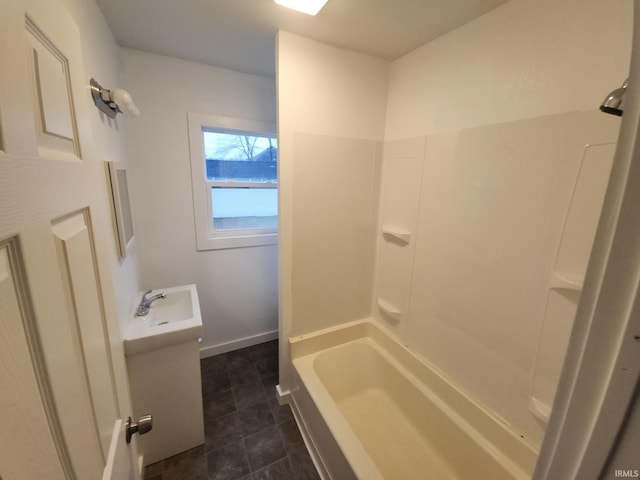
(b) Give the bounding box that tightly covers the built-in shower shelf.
[549,272,584,291]
[528,396,551,423]
[381,226,411,244]
[377,298,402,324]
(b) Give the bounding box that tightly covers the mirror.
[106,161,134,258]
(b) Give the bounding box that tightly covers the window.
[188,113,277,250]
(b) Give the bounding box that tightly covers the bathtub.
[289,320,537,480]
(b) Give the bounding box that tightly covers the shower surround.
[276,0,631,476]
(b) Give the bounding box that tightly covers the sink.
[124,283,205,462]
[142,289,193,326]
[124,284,203,355]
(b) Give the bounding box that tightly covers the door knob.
[126,414,153,444]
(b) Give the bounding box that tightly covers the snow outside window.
[188,113,278,250]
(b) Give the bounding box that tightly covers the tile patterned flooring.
[143,340,320,480]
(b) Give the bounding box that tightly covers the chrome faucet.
[136,290,166,316]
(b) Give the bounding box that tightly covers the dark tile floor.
[143,339,321,480]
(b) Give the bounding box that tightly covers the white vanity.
[124,284,205,465]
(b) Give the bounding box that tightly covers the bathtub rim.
[289,318,538,478]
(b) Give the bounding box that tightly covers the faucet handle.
[140,289,152,303]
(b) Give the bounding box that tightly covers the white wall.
[377,0,633,450]
[385,0,632,138]
[276,33,388,140]
[277,32,389,388]
[120,49,279,355]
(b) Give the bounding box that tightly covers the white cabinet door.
[0,1,137,479]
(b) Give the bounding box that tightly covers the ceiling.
[96,0,510,78]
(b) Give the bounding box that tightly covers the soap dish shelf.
[377,298,402,324]
[381,225,411,245]
[549,272,584,291]
[528,396,551,423]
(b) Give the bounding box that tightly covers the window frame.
[188,112,278,250]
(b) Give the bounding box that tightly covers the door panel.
[0,1,137,479]
[0,238,68,480]
[52,210,120,458]
[25,16,80,159]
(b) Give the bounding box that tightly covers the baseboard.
[199,330,278,358]
[275,384,291,406]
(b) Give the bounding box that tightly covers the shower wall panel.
[373,137,427,338]
[277,31,390,391]
[291,132,381,336]
[374,111,620,448]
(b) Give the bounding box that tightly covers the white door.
[0,1,138,479]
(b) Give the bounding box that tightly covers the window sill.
[196,232,278,251]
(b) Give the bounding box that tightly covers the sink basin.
[124,284,203,355]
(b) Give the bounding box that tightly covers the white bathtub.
[289,320,537,480]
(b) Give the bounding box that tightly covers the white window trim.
[188,112,278,250]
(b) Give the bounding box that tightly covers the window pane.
[203,131,277,181]
[212,187,278,231]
